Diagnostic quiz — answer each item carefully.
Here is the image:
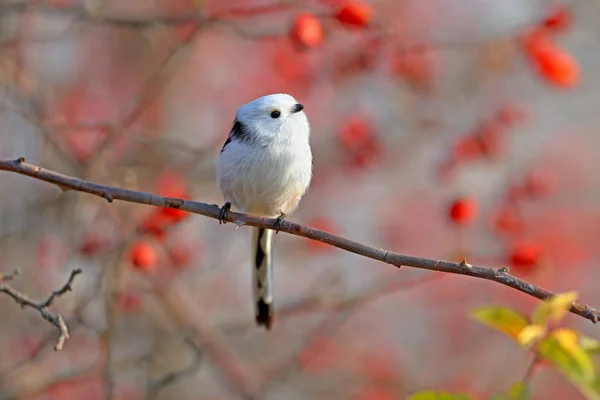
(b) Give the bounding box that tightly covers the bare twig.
[0,267,82,350]
[0,157,598,324]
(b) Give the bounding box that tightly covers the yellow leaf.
[532,291,578,326]
[539,328,596,386]
[517,324,546,347]
[471,306,529,341]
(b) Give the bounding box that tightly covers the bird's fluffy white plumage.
[216,93,313,329]
[217,93,312,217]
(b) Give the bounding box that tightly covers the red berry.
[79,232,109,255]
[521,29,579,88]
[337,116,382,168]
[390,44,433,88]
[130,241,157,272]
[336,2,373,28]
[155,172,191,222]
[291,13,323,48]
[543,5,572,32]
[510,241,543,272]
[452,136,484,161]
[449,197,478,225]
[162,206,190,223]
[138,212,169,240]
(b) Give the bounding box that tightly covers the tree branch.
[0,157,598,325]
[0,267,82,351]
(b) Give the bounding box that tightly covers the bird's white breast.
[217,138,312,217]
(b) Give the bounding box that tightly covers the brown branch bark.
[0,267,82,351]
[0,157,598,325]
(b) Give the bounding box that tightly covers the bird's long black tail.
[253,227,274,329]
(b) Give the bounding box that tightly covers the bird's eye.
[270,110,281,119]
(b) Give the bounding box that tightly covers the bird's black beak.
[292,103,304,113]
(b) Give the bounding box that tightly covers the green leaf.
[517,325,546,347]
[471,306,529,341]
[410,391,474,400]
[532,291,578,326]
[539,329,600,400]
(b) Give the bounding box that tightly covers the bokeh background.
[0,0,598,399]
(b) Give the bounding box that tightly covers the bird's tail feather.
[253,227,274,329]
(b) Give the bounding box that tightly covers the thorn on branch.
[459,257,472,269]
[496,267,510,274]
[0,268,82,351]
[16,156,25,163]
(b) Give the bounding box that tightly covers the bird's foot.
[218,202,231,225]
[274,212,286,234]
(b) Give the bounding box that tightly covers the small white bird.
[216,93,313,330]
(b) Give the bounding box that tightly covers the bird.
[216,93,313,330]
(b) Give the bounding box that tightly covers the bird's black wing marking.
[220,118,251,153]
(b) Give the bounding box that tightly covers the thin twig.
[0,157,598,324]
[0,267,82,350]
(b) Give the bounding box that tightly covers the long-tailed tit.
[217,93,312,330]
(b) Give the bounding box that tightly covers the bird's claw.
[218,202,231,225]
[274,212,286,233]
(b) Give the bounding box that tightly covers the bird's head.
[235,93,309,143]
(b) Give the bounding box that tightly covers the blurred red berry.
[291,13,323,48]
[162,206,190,223]
[390,44,433,89]
[155,171,191,222]
[521,29,579,88]
[338,116,382,168]
[449,197,478,225]
[138,212,169,240]
[79,232,109,255]
[543,5,572,32]
[336,2,373,28]
[510,241,544,272]
[452,136,484,161]
[130,241,157,272]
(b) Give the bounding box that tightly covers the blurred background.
[0,0,598,399]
